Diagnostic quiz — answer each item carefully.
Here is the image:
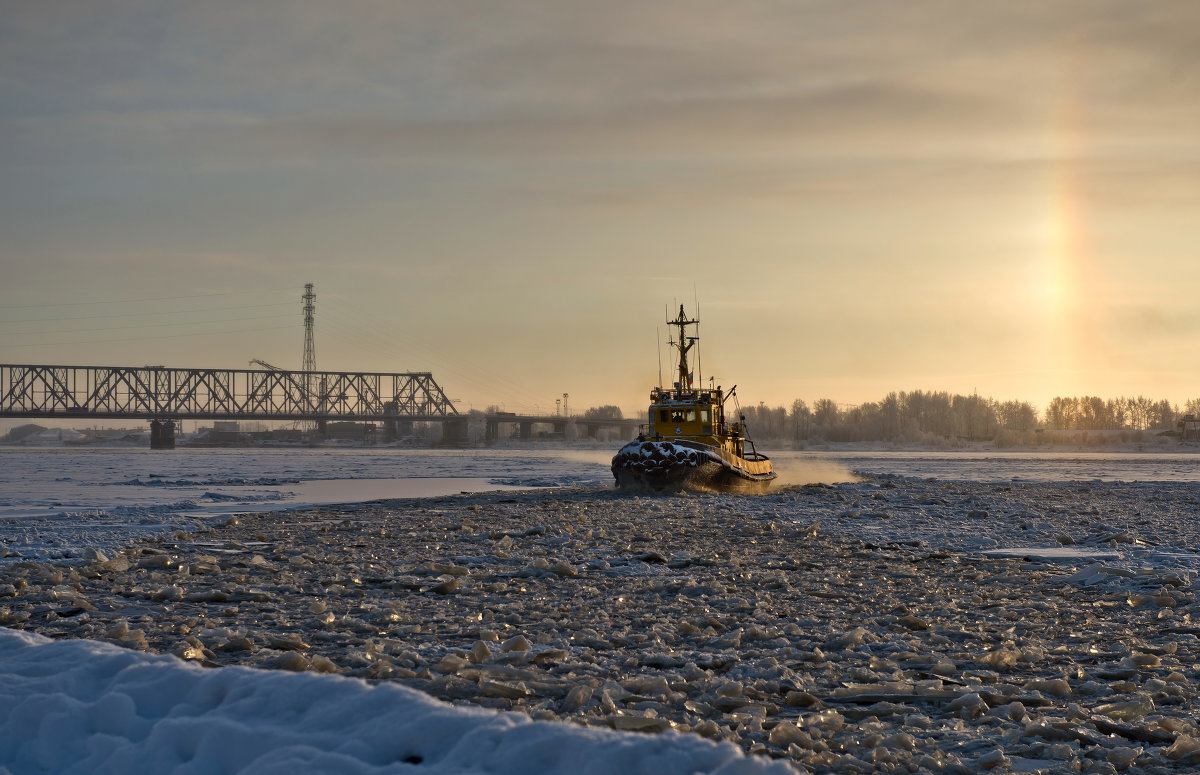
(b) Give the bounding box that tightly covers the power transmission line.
[0,324,296,349]
[3,301,295,324]
[7,313,295,337]
[0,287,297,310]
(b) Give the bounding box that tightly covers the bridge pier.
[518,421,533,440]
[385,419,414,441]
[442,418,470,446]
[485,419,499,444]
[149,420,176,450]
[382,400,415,442]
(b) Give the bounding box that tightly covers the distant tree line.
[466,392,1200,445]
[733,391,1200,443]
[1040,396,1198,431]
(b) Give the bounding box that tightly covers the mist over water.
[557,449,620,468]
[770,458,861,486]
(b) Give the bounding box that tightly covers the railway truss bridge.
[1,363,461,448]
[0,364,639,448]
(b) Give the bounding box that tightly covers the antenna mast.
[656,327,664,389]
[695,300,701,389]
[666,304,698,392]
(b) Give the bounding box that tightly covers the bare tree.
[789,399,812,440]
[582,405,624,420]
[812,399,840,432]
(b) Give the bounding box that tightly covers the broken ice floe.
[7,482,1200,773]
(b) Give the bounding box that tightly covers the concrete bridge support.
[442,418,470,446]
[149,420,176,450]
[385,419,414,441]
[381,401,415,442]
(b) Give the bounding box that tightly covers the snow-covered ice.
[0,628,790,775]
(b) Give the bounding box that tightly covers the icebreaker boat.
[611,305,776,492]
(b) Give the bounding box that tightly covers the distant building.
[21,428,86,445]
[3,424,46,443]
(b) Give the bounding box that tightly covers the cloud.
[4,1,1197,174]
[3,0,1199,411]
[183,79,1003,164]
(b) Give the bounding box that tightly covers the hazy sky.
[2,1,1198,416]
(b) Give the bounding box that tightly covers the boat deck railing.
[743,439,769,461]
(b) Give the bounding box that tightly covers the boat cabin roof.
[650,389,721,406]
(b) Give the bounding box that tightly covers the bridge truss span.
[0,364,459,422]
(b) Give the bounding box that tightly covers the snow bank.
[0,629,792,775]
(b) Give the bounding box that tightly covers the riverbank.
[4,479,1200,773]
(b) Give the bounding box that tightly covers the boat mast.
[668,304,698,392]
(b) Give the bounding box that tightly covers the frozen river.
[804,448,1200,483]
[6,446,1200,773]
[2,445,1199,562]
[0,447,618,521]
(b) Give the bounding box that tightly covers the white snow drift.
[0,628,793,775]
